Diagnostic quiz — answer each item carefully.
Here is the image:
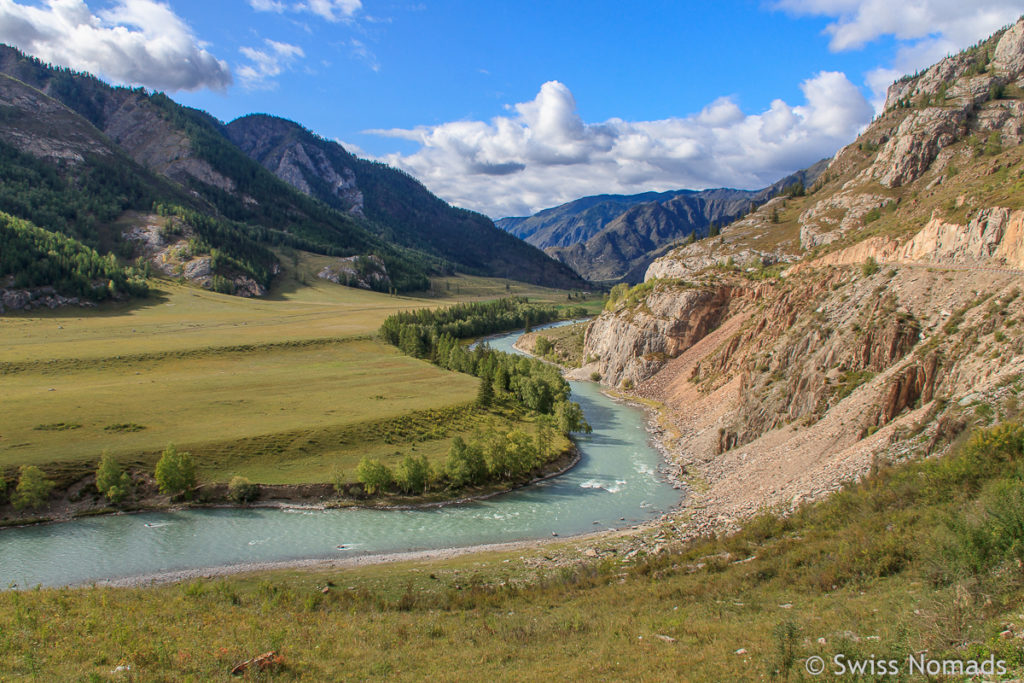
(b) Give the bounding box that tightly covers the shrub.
[227,476,258,503]
[356,457,393,495]
[535,336,553,356]
[947,479,1024,574]
[861,257,880,276]
[12,465,54,511]
[590,371,601,382]
[154,443,197,497]
[95,452,132,503]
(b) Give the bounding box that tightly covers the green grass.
[4,420,1024,680]
[0,268,583,488]
[0,337,499,485]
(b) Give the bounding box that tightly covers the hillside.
[497,161,827,282]
[579,18,1024,539]
[227,115,586,289]
[0,47,583,308]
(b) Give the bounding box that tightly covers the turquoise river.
[0,323,681,587]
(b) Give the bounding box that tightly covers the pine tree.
[476,375,494,407]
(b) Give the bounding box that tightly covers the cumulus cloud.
[238,39,304,89]
[249,0,361,22]
[774,1,1023,106]
[0,0,231,91]
[368,75,874,218]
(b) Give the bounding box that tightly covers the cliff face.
[579,18,1024,530]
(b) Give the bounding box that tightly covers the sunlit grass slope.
[0,262,588,484]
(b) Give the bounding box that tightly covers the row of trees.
[374,298,592,496]
[380,297,566,346]
[354,420,568,496]
[381,299,591,423]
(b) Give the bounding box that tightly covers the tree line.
[0,212,149,300]
[368,298,591,495]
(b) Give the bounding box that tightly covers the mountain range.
[497,161,828,282]
[0,45,584,304]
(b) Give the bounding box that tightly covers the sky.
[0,1,1022,218]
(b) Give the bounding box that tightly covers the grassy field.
[3,420,1024,680]
[1,263,588,485]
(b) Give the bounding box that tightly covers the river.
[0,323,681,588]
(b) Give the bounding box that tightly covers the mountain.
[497,162,827,282]
[497,191,687,248]
[225,115,584,289]
[0,46,583,306]
[578,18,1024,539]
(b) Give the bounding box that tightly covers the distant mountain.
[0,46,584,304]
[497,191,686,249]
[226,115,584,289]
[498,161,828,282]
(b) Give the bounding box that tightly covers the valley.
[5,8,1024,681]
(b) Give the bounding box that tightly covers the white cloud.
[248,0,286,12]
[774,1,1024,106]
[368,75,874,218]
[0,0,231,91]
[250,0,361,22]
[349,38,379,71]
[238,39,304,89]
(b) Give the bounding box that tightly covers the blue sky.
[1,1,1022,216]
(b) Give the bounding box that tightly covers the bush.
[947,479,1024,574]
[95,451,132,503]
[356,457,393,495]
[12,465,54,511]
[154,443,197,497]
[861,257,880,276]
[590,371,601,382]
[227,476,258,503]
[535,336,553,356]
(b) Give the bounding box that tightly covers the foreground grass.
[4,421,1024,680]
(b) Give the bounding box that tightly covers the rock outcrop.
[317,255,391,291]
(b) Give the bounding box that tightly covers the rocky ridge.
[577,18,1024,539]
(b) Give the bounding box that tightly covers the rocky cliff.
[577,18,1024,531]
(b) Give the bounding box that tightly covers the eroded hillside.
[578,19,1024,535]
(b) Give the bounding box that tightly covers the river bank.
[0,444,581,530]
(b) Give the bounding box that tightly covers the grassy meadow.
[0,262,589,487]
